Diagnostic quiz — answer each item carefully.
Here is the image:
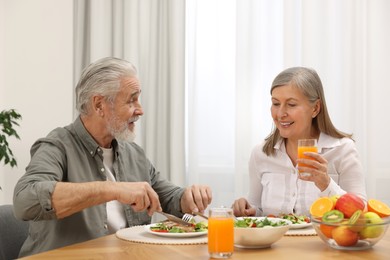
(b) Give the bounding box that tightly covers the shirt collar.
[273,132,344,153]
[71,116,101,157]
[72,116,119,157]
[317,132,344,151]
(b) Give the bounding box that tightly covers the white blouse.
[247,132,367,217]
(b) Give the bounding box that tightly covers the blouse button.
[104,224,108,229]
[101,168,105,172]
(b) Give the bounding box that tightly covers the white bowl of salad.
[234,217,292,248]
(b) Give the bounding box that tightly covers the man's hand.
[232,197,256,217]
[180,185,212,213]
[52,181,162,219]
[115,182,162,216]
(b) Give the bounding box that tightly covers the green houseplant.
[0,109,22,190]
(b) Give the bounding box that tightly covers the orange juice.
[208,217,234,254]
[297,145,318,171]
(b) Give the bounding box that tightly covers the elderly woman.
[232,67,367,217]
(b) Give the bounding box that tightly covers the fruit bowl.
[311,216,390,250]
[234,217,291,249]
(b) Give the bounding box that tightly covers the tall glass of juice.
[297,139,318,177]
[208,207,234,258]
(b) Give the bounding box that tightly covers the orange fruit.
[320,224,335,238]
[367,199,390,217]
[310,197,334,217]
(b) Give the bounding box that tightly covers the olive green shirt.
[13,116,185,257]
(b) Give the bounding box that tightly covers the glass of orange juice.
[208,207,234,258]
[297,139,318,177]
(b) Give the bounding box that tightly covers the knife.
[158,212,194,227]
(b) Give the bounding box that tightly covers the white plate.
[289,222,312,229]
[144,224,207,238]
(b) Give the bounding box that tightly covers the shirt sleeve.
[148,161,186,215]
[13,139,64,221]
[320,139,367,202]
[320,178,347,197]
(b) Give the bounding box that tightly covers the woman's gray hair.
[75,57,138,115]
[270,67,321,103]
[263,67,352,156]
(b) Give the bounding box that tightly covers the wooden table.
[21,230,390,260]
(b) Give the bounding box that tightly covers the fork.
[158,212,193,226]
[182,212,209,223]
[182,213,194,223]
[181,213,194,223]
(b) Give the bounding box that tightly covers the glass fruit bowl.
[311,216,390,250]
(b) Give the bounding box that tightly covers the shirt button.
[101,168,105,172]
[104,224,108,229]
[90,151,93,155]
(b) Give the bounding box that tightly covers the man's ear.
[92,95,105,115]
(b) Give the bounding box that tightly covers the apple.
[335,193,365,218]
[359,212,384,239]
[332,226,359,246]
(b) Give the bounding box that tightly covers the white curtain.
[74,0,186,185]
[73,0,390,208]
[186,0,390,207]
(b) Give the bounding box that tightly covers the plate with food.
[145,220,208,238]
[289,222,312,229]
[278,213,311,229]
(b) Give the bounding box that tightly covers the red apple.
[332,226,359,247]
[335,193,365,218]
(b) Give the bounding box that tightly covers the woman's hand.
[297,152,330,191]
[232,198,256,217]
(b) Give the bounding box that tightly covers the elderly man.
[13,57,212,257]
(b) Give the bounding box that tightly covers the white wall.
[0,0,74,204]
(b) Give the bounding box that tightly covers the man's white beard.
[107,115,136,142]
[114,127,136,142]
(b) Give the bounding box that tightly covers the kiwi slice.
[322,209,344,223]
[348,210,363,225]
[348,209,365,232]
